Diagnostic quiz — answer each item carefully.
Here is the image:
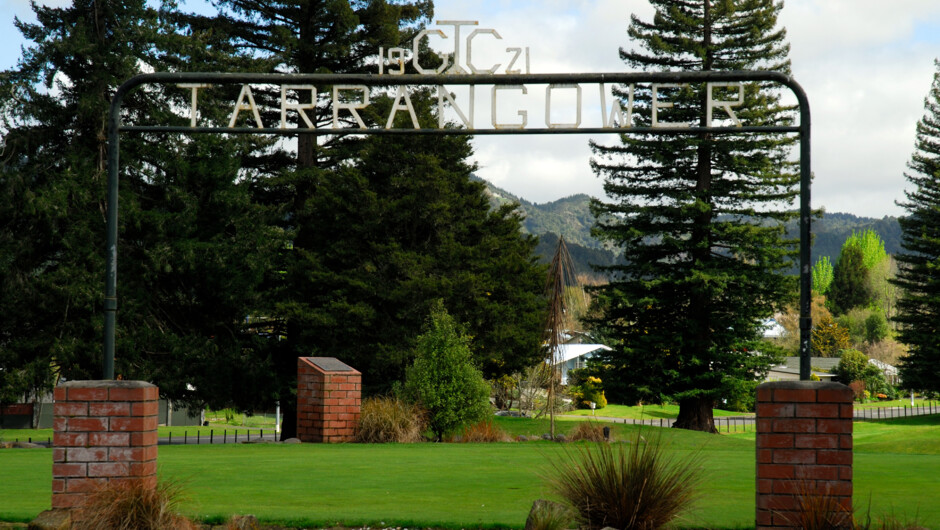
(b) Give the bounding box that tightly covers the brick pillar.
[52,381,159,509]
[297,357,361,443]
[756,381,853,529]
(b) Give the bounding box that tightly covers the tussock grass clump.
[356,396,426,443]
[782,480,854,530]
[455,418,510,442]
[72,479,194,530]
[785,485,927,530]
[524,499,575,530]
[546,431,702,530]
[567,420,607,442]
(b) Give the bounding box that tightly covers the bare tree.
[543,236,581,439]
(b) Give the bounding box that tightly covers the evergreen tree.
[894,60,940,394]
[403,301,491,441]
[0,0,283,413]
[589,0,798,432]
[202,2,546,436]
[281,93,545,392]
[0,0,169,390]
[828,243,873,315]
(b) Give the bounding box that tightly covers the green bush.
[865,310,890,344]
[569,376,607,410]
[356,396,426,443]
[546,431,703,529]
[403,301,491,441]
[720,378,759,413]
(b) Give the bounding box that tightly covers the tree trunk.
[673,396,717,433]
[279,398,297,441]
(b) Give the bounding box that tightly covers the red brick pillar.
[52,381,159,509]
[756,381,853,529]
[297,357,361,443]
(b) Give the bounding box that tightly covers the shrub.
[491,374,517,411]
[834,349,869,384]
[546,431,702,529]
[72,479,194,530]
[567,421,607,442]
[719,378,759,413]
[356,396,426,443]
[570,376,607,410]
[403,301,491,440]
[454,418,510,443]
[849,380,866,403]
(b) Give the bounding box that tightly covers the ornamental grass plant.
[780,480,855,530]
[566,420,608,442]
[355,396,426,443]
[783,483,927,530]
[454,418,510,442]
[524,499,576,530]
[71,479,194,530]
[545,430,703,530]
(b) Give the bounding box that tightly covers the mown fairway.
[1,416,938,528]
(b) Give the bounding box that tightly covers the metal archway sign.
[105,70,813,380]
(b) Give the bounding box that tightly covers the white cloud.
[3,0,938,217]
[434,0,940,217]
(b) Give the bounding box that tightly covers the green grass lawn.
[563,402,747,419]
[854,398,939,410]
[2,415,938,528]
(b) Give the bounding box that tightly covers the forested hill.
[476,176,903,274]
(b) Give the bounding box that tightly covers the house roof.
[763,318,786,339]
[868,358,898,375]
[768,366,836,379]
[780,356,841,372]
[779,356,898,373]
[551,344,612,364]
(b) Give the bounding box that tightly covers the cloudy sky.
[3,0,940,218]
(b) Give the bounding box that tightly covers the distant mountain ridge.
[475,176,903,276]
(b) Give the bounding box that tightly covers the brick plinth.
[756,381,853,529]
[297,357,361,443]
[52,381,158,509]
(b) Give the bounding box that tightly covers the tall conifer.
[893,60,940,394]
[589,0,798,432]
[204,2,546,436]
[0,0,282,412]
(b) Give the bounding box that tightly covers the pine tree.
[589,0,798,432]
[281,92,546,391]
[199,2,546,436]
[0,0,284,414]
[0,0,170,389]
[893,60,940,394]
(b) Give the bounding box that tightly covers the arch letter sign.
[105,66,812,381]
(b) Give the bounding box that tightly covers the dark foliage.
[588,0,798,432]
[893,60,940,395]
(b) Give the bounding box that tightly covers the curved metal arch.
[104,70,812,380]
